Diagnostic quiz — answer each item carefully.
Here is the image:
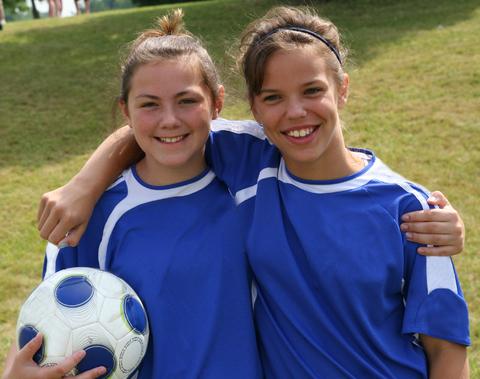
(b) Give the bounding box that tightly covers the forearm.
[37,126,143,245]
[421,335,469,379]
[72,126,143,198]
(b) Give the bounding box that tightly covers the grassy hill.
[1,0,479,373]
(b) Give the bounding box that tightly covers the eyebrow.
[134,90,200,100]
[259,79,327,94]
[135,94,159,100]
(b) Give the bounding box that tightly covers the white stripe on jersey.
[234,167,278,205]
[211,118,268,140]
[234,154,458,296]
[106,175,125,191]
[97,169,216,270]
[44,242,60,279]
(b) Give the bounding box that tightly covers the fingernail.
[402,214,410,221]
[58,240,69,249]
[406,232,412,239]
[400,224,408,231]
[99,366,107,374]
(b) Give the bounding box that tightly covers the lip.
[281,124,320,144]
[153,133,189,144]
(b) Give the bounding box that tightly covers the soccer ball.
[16,267,149,378]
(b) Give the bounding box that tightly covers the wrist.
[69,172,106,200]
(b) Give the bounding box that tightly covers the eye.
[304,87,323,96]
[140,102,157,108]
[262,94,281,103]
[179,97,199,105]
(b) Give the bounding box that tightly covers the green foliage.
[3,0,28,14]
[130,0,205,8]
[1,0,479,373]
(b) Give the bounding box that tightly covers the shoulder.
[359,151,432,215]
[211,118,267,140]
[90,169,130,224]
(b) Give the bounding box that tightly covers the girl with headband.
[37,6,468,378]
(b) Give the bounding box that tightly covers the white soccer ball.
[16,267,149,378]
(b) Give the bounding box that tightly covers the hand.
[2,334,106,379]
[400,191,464,256]
[37,179,96,247]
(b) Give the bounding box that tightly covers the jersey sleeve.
[42,196,112,279]
[400,190,470,346]
[206,119,276,195]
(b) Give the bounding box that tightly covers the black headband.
[255,26,342,66]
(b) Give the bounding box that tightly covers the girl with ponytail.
[4,10,262,379]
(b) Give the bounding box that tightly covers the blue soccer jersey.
[207,119,470,378]
[43,166,262,379]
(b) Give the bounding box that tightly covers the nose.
[286,98,307,120]
[159,104,180,129]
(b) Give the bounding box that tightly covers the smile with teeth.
[285,127,316,138]
[156,135,186,143]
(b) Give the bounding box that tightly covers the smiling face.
[121,58,223,185]
[251,46,350,180]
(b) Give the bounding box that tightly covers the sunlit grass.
[1,0,479,373]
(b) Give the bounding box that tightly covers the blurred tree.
[3,0,38,18]
[131,0,204,7]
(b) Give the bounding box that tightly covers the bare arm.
[420,334,469,379]
[400,191,465,256]
[37,126,142,246]
[2,335,106,379]
[37,128,465,255]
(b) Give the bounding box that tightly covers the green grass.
[1,0,479,374]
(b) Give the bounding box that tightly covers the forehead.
[130,58,206,94]
[262,46,330,86]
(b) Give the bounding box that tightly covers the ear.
[212,85,225,120]
[119,99,132,127]
[337,73,349,109]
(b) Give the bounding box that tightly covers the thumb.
[427,190,450,209]
[64,223,88,247]
[18,333,43,362]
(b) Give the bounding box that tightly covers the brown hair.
[237,6,348,102]
[120,9,221,104]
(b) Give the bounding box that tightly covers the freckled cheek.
[131,111,160,132]
[184,110,212,135]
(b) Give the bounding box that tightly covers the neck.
[285,132,365,181]
[136,155,207,187]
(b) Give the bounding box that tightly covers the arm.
[400,191,464,256]
[2,335,106,379]
[37,126,142,246]
[420,334,469,379]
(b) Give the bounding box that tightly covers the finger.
[37,195,49,225]
[39,211,61,241]
[417,245,461,256]
[75,366,108,379]
[405,232,454,246]
[401,208,456,223]
[65,223,88,247]
[48,218,77,246]
[427,191,450,208]
[400,221,454,235]
[45,350,86,377]
[38,199,54,231]
[18,332,43,361]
